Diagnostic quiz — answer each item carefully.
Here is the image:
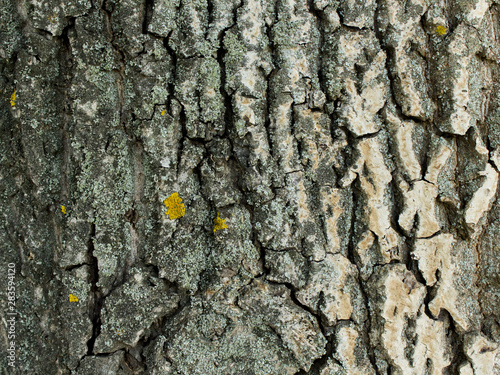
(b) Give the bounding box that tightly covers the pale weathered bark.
[1,0,500,374]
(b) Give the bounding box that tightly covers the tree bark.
[1,0,500,374]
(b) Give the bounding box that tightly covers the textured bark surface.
[1,0,500,374]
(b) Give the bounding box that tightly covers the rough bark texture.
[1,0,500,374]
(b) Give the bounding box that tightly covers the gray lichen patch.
[266,248,308,289]
[146,226,210,294]
[94,267,180,353]
[75,350,134,375]
[175,57,225,140]
[54,267,94,369]
[163,300,300,375]
[14,35,66,207]
[238,279,327,372]
[104,0,147,56]
[339,0,375,28]
[156,275,327,374]
[26,0,91,36]
[211,204,261,275]
[124,36,173,122]
[199,139,242,206]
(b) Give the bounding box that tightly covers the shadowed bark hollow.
[1,0,500,374]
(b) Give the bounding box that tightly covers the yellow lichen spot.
[164,192,186,220]
[61,205,67,214]
[161,109,166,116]
[213,212,228,233]
[436,25,447,36]
[69,294,79,302]
[10,90,16,107]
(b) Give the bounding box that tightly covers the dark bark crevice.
[86,223,102,356]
